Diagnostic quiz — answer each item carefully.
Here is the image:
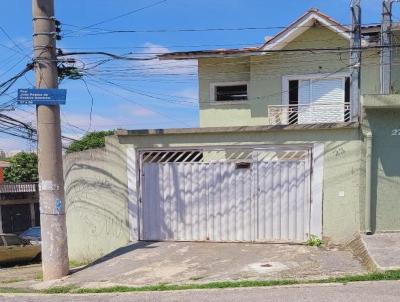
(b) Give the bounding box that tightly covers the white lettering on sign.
[391,129,400,136]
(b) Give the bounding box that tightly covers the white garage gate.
[138,146,316,243]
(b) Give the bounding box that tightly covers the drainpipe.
[364,130,373,234]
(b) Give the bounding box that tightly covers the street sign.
[17,89,67,105]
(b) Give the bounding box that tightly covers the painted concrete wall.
[64,127,362,260]
[198,25,381,127]
[64,136,130,261]
[361,95,400,232]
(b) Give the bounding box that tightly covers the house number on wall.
[392,129,400,136]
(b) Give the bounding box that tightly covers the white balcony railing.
[268,102,351,125]
[0,182,38,194]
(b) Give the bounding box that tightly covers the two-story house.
[64,9,400,261]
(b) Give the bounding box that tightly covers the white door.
[140,148,311,242]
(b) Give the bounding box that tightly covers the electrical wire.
[80,78,94,132]
[63,0,168,37]
[61,21,381,38]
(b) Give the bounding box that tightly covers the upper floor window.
[210,82,248,102]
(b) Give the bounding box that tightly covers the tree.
[66,130,114,154]
[4,152,38,183]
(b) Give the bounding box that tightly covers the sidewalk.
[0,241,366,290]
[362,233,400,271]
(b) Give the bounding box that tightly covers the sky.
[0,0,394,153]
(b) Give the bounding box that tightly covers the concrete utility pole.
[381,0,393,94]
[32,0,69,280]
[350,0,362,121]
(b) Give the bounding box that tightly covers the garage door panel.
[141,148,312,243]
[256,160,310,242]
[207,162,253,241]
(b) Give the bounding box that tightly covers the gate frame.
[127,143,324,242]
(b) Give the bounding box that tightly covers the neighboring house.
[0,182,40,234]
[64,9,400,261]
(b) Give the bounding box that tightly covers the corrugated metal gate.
[139,147,311,242]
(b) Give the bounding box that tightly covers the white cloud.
[117,103,158,117]
[0,137,30,154]
[132,42,197,76]
[174,88,198,102]
[63,112,120,130]
[4,36,31,51]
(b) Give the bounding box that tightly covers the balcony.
[268,102,351,125]
[0,182,38,194]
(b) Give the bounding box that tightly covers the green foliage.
[306,235,323,247]
[66,131,114,154]
[4,152,38,183]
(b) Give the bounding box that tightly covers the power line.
[80,78,94,132]
[0,25,26,53]
[61,21,381,38]
[85,77,193,127]
[63,0,167,36]
[57,50,157,60]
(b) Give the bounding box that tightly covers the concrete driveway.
[55,241,366,288]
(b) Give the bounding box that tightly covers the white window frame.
[281,73,350,105]
[209,81,249,103]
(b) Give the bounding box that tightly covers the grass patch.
[34,272,43,281]
[41,270,400,294]
[73,279,300,294]
[69,260,92,269]
[319,270,400,284]
[1,278,25,284]
[0,287,36,294]
[45,285,78,294]
[1,270,399,295]
[306,235,323,247]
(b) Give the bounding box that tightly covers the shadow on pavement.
[70,241,157,274]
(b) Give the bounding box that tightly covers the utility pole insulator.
[350,0,362,122]
[32,0,69,280]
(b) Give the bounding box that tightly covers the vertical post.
[32,0,69,280]
[30,202,36,227]
[350,0,362,121]
[381,0,392,94]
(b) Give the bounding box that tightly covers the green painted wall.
[64,136,130,261]
[198,25,381,127]
[364,106,400,232]
[64,127,362,261]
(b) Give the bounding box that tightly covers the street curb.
[347,233,379,271]
[1,280,400,297]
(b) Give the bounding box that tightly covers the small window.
[215,84,247,102]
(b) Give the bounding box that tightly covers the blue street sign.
[17,89,67,105]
